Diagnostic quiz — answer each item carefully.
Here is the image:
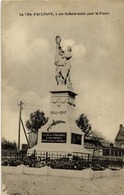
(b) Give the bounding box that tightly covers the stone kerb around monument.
[2,165,124,179]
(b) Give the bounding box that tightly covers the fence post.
[121,158,123,168]
[21,151,24,162]
[87,154,90,167]
[34,150,36,167]
[46,152,48,164]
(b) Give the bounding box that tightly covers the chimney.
[120,124,123,129]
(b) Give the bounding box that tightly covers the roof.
[115,125,124,141]
[99,140,111,147]
[84,136,111,148]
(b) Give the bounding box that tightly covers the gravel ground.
[2,172,124,195]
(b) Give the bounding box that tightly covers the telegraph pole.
[20,118,30,148]
[18,101,24,151]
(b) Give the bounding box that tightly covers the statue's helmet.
[55,36,61,44]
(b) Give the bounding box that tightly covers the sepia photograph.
[1,0,124,194]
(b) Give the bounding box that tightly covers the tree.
[26,110,48,134]
[76,113,92,136]
[2,138,17,151]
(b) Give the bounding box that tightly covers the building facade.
[115,124,124,148]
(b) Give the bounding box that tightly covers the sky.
[2,0,124,144]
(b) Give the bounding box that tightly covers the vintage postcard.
[1,0,124,195]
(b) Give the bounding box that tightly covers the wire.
[24,103,47,108]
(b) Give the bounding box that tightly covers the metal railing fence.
[2,150,123,170]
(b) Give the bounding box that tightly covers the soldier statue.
[55,36,72,85]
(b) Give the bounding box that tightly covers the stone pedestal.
[28,85,90,155]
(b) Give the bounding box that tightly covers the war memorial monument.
[28,36,90,156]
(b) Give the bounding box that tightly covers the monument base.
[28,143,90,155]
[28,122,91,156]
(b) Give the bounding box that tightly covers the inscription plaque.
[42,132,67,143]
[71,133,82,145]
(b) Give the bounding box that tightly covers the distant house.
[21,144,28,152]
[115,124,124,149]
[84,136,124,157]
[84,136,104,156]
[102,144,124,157]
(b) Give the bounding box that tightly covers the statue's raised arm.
[54,36,72,86]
